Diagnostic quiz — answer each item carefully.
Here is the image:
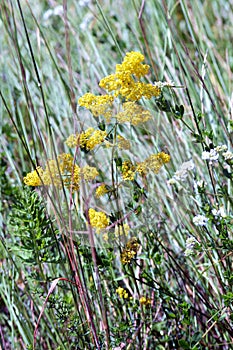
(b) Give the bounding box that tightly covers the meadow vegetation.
[1,0,233,349]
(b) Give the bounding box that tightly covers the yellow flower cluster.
[81,165,99,181]
[117,135,131,150]
[78,93,114,121]
[121,152,170,181]
[23,153,98,191]
[24,154,74,187]
[139,296,152,306]
[137,152,171,175]
[121,161,136,181]
[77,52,172,124]
[116,102,152,126]
[99,51,161,101]
[95,184,108,198]
[116,286,129,299]
[121,237,140,264]
[117,51,149,78]
[88,208,109,233]
[65,128,107,151]
[23,166,44,186]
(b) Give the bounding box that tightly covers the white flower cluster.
[214,145,227,152]
[168,160,194,185]
[212,206,227,219]
[215,144,233,160]
[202,145,233,164]
[222,151,233,160]
[193,214,208,226]
[202,149,219,164]
[153,80,174,88]
[184,237,198,257]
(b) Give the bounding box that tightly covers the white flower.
[193,215,208,226]
[181,160,195,171]
[222,151,233,160]
[214,145,227,152]
[212,206,227,218]
[186,237,197,248]
[173,160,195,181]
[202,149,219,164]
[153,80,174,88]
[212,208,219,217]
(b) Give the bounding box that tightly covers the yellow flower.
[116,102,152,125]
[121,161,136,181]
[116,51,149,78]
[116,286,129,299]
[121,237,140,264]
[65,134,79,148]
[57,153,74,173]
[88,208,109,233]
[139,296,152,306]
[69,165,81,191]
[99,52,161,101]
[121,250,136,264]
[117,136,131,150]
[42,160,62,187]
[81,165,99,181]
[157,151,171,164]
[85,130,107,150]
[78,93,114,121]
[126,237,140,252]
[95,184,108,198]
[136,152,170,175]
[136,162,147,176]
[66,128,107,151]
[23,166,43,186]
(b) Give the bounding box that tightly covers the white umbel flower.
[193,215,208,226]
[202,149,219,163]
[222,151,233,160]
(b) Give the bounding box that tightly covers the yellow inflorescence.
[95,184,108,198]
[70,165,81,191]
[99,51,161,101]
[116,102,153,125]
[77,52,173,123]
[88,208,109,233]
[23,153,99,192]
[66,128,107,151]
[78,93,114,121]
[81,165,99,181]
[117,135,131,150]
[116,286,129,299]
[23,166,43,186]
[139,296,152,306]
[121,152,170,181]
[137,152,171,175]
[121,161,136,181]
[116,51,149,78]
[121,237,140,265]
